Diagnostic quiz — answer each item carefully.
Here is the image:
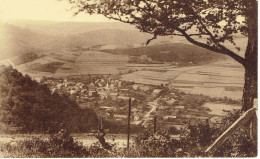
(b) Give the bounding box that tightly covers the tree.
[0,66,98,133]
[67,0,257,111]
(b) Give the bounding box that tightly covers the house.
[110,93,118,100]
[88,90,98,97]
[139,85,150,91]
[134,114,140,121]
[147,101,157,107]
[163,115,177,122]
[114,114,128,120]
[110,79,115,84]
[57,83,63,89]
[166,98,176,106]
[70,89,77,95]
[99,91,108,100]
[172,124,186,131]
[175,106,185,109]
[81,89,88,94]
[117,96,130,101]
[88,82,96,90]
[132,108,139,113]
[110,83,115,89]
[152,89,162,96]
[120,89,129,92]
[117,81,122,87]
[98,83,104,87]
[158,106,167,110]
[132,85,139,91]
[187,109,199,112]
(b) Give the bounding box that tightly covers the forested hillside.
[0,66,98,133]
[103,43,227,65]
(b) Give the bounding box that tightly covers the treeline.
[102,43,227,66]
[0,66,98,133]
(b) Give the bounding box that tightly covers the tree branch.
[176,28,245,65]
[182,6,246,65]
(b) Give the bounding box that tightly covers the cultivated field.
[122,59,244,100]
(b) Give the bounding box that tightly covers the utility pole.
[100,117,103,128]
[154,116,157,133]
[127,98,131,150]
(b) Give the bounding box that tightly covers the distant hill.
[0,22,173,60]
[8,20,137,35]
[0,23,65,59]
[102,43,228,66]
[0,20,246,66]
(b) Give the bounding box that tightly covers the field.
[68,50,128,75]
[3,43,245,100]
[122,59,244,100]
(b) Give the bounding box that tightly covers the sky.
[0,0,113,22]
[0,0,248,23]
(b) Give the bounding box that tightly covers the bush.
[47,128,89,157]
[0,129,89,158]
[213,110,257,157]
[133,131,179,157]
[129,110,257,157]
[0,110,257,157]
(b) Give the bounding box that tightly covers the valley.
[0,20,246,145]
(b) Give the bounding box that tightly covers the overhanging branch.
[176,28,245,66]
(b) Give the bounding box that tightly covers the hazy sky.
[0,0,113,22]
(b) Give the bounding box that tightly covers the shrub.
[130,109,257,157]
[47,128,89,157]
[213,110,257,157]
[0,110,256,157]
[0,129,89,158]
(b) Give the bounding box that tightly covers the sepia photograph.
[0,0,257,157]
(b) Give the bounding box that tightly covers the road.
[0,134,133,148]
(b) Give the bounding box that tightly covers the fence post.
[127,98,131,150]
[250,99,258,142]
[205,108,256,155]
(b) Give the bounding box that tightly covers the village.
[40,74,222,134]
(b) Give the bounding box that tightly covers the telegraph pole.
[154,116,157,133]
[127,98,131,150]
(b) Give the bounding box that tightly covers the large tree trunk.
[242,63,257,112]
[242,0,258,112]
[241,0,258,142]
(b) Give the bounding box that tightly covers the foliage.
[0,129,89,158]
[130,110,257,157]
[103,43,226,65]
[133,131,178,157]
[0,110,256,157]
[32,62,64,73]
[214,110,257,157]
[0,66,98,133]
[16,52,39,65]
[47,128,89,157]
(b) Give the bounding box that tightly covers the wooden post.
[205,108,256,155]
[154,116,157,133]
[127,98,131,150]
[100,117,103,129]
[250,99,258,142]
